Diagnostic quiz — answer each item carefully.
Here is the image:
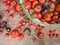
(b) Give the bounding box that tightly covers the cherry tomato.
[24,1,31,10]
[9,14,14,19]
[33,38,37,42]
[18,33,24,40]
[28,0,37,2]
[5,33,9,37]
[11,0,16,7]
[37,13,42,19]
[32,0,38,8]
[39,0,46,4]
[34,4,42,13]
[56,4,60,12]
[15,4,21,12]
[3,1,7,5]
[6,10,10,14]
[10,30,19,38]
[30,23,34,28]
[38,32,45,39]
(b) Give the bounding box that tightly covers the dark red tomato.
[18,33,24,40]
[10,30,19,38]
[9,14,14,19]
[56,4,60,12]
[24,1,31,10]
[38,32,45,39]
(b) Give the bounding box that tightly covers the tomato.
[24,1,31,10]
[34,4,42,13]
[49,34,53,38]
[9,14,14,19]
[6,10,10,14]
[38,32,45,39]
[15,4,21,12]
[32,0,38,8]
[10,30,19,38]
[28,0,37,2]
[7,0,11,4]
[36,25,40,29]
[39,0,46,4]
[33,38,37,42]
[3,1,7,5]
[44,14,51,22]
[56,4,60,12]
[5,33,9,37]
[18,33,24,40]
[37,13,42,19]
[30,23,34,28]
[11,0,16,7]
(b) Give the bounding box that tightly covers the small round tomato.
[56,4,60,12]
[37,13,42,19]
[10,30,19,38]
[15,4,21,12]
[28,0,37,2]
[11,0,16,7]
[39,0,46,4]
[30,23,34,28]
[38,32,45,39]
[7,0,11,4]
[33,38,37,42]
[24,1,31,10]
[49,34,53,38]
[6,10,10,14]
[5,33,9,37]
[18,33,24,40]
[3,1,7,5]
[32,0,38,8]
[34,4,42,13]
[9,14,14,19]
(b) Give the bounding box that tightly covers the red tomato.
[11,1,16,7]
[3,1,7,5]
[10,30,19,38]
[37,13,42,19]
[49,34,53,38]
[39,0,46,4]
[28,0,37,2]
[15,4,21,12]
[32,0,38,8]
[7,0,11,4]
[34,4,42,13]
[30,24,34,28]
[38,32,45,39]
[33,38,37,42]
[24,1,31,10]
[6,10,10,14]
[18,33,24,40]
[9,14,14,19]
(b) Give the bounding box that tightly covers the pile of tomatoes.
[0,0,59,42]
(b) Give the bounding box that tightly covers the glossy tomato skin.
[10,30,19,38]
[18,33,24,40]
